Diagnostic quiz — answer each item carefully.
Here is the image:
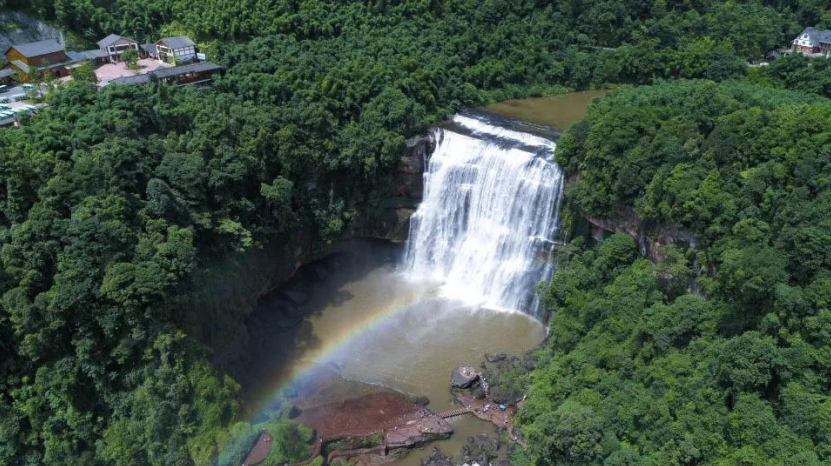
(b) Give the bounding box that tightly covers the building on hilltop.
[0,69,15,86]
[153,36,198,64]
[792,27,831,56]
[67,49,110,67]
[4,39,68,79]
[139,43,158,59]
[96,34,140,63]
[107,61,222,87]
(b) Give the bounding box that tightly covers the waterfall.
[404,114,565,315]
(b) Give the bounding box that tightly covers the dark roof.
[0,69,15,79]
[108,61,221,86]
[7,39,64,58]
[41,59,81,70]
[109,74,152,85]
[97,34,136,48]
[68,50,109,61]
[156,36,196,49]
[153,61,220,79]
[82,49,108,59]
[140,43,157,54]
[795,27,831,46]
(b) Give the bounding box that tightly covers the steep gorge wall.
[0,12,63,53]
[351,134,434,242]
[189,136,432,381]
[583,207,695,262]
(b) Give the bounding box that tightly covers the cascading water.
[404,114,565,316]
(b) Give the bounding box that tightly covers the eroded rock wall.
[0,12,63,53]
[584,207,695,262]
[352,134,434,242]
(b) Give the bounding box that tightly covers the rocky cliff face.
[0,12,63,53]
[352,134,434,242]
[196,136,434,381]
[584,208,694,262]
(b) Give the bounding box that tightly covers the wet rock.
[311,262,330,280]
[485,353,507,363]
[421,448,454,466]
[460,433,500,465]
[411,395,431,407]
[489,386,523,406]
[282,289,310,305]
[400,154,423,174]
[451,366,480,389]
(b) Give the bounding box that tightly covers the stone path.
[241,432,273,466]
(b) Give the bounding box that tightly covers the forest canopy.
[2,0,831,465]
[523,80,831,465]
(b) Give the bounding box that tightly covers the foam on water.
[404,115,564,315]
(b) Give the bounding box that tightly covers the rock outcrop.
[0,12,63,53]
[422,449,454,466]
[353,134,434,242]
[451,366,480,389]
[460,433,503,466]
[584,208,694,263]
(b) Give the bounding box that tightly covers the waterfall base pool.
[254,240,546,464]
[248,113,562,464]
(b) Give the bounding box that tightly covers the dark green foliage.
[1,1,830,465]
[0,72,410,463]
[525,81,831,464]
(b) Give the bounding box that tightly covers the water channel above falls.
[249,111,567,464]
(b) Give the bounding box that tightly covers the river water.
[254,110,570,464]
[479,90,610,131]
[293,246,546,464]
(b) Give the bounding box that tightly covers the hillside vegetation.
[524,81,831,465]
[2,1,831,466]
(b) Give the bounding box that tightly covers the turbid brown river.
[273,241,546,464]
[479,89,610,131]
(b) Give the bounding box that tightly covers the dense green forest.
[522,81,831,465]
[3,0,831,465]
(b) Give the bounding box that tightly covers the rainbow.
[243,285,431,419]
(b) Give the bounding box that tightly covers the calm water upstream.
[479,90,610,131]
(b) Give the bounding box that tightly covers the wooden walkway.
[437,407,472,419]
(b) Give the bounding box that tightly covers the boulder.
[411,395,431,407]
[421,448,454,466]
[451,366,479,389]
[485,353,507,363]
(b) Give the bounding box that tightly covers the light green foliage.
[257,419,314,465]
[212,418,313,466]
[121,48,139,69]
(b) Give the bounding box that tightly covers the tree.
[121,48,139,71]
[528,401,606,465]
[70,61,98,84]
